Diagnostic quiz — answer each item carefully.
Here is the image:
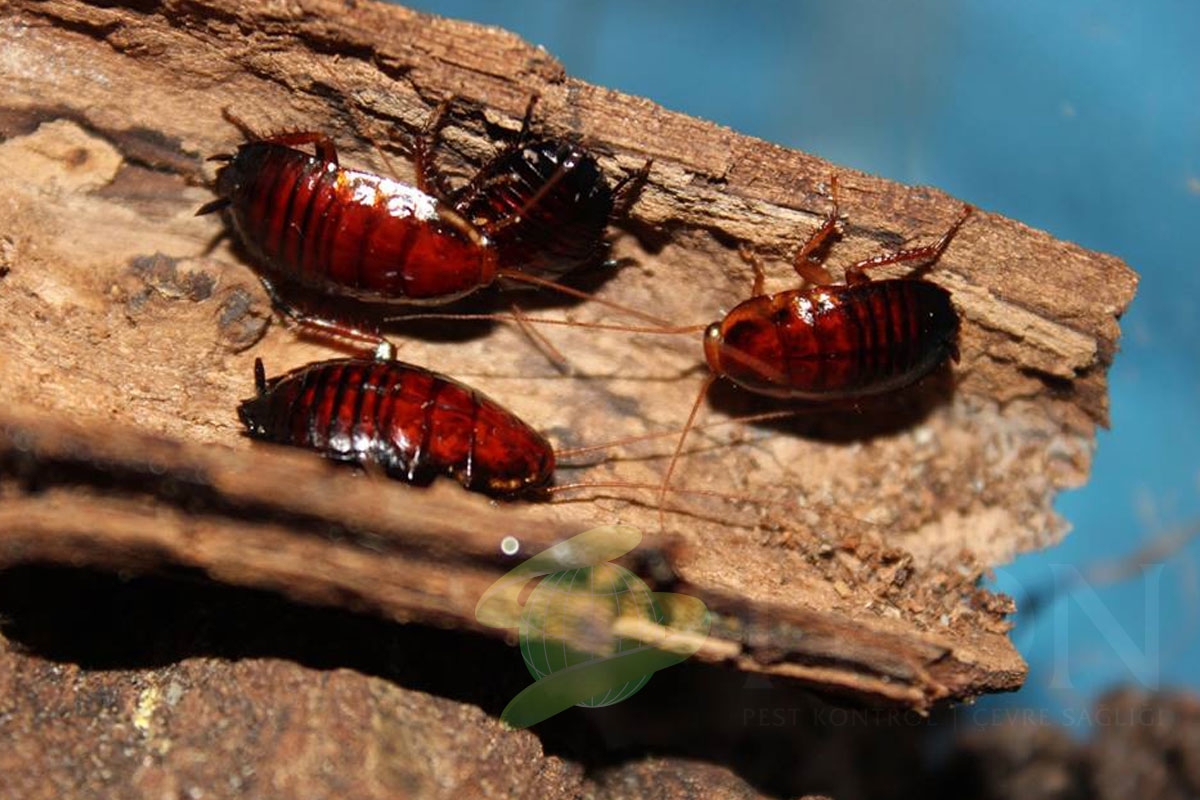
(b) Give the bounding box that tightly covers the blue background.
[401,0,1200,729]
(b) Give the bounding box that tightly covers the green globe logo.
[519,563,663,707]
[476,525,711,729]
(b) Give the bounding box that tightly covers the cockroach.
[449,136,640,284]
[197,100,661,351]
[700,182,965,402]
[661,177,972,520]
[237,356,785,515]
[238,356,555,497]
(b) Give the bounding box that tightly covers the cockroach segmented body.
[703,274,960,400]
[703,176,970,401]
[238,357,555,497]
[204,135,496,305]
[450,137,641,283]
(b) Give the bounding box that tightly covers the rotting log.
[0,0,1135,764]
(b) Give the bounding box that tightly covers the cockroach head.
[236,395,270,438]
[236,360,272,437]
[702,323,725,374]
[195,146,253,217]
[484,433,556,499]
[529,446,556,494]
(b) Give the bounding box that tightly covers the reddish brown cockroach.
[237,356,789,515]
[658,178,971,522]
[700,177,966,401]
[238,356,555,497]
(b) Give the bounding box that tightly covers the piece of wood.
[0,0,1136,724]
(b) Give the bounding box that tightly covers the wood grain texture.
[0,0,1136,734]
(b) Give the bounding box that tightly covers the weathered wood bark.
[0,0,1137,795]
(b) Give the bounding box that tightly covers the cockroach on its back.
[450,137,626,284]
[238,356,555,497]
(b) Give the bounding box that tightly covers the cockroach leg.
[515,93,539,142]
[220,107,261,141]
[253,357,268,395]
[611,159,653,218]
[255,131,339,166]
[219,107,340,165]
[738,244,768,297]
[843,203,973,285]
[791,174,842,286]
[255,274,396,358]
[412,97,455,199]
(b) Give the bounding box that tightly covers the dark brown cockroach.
[238,356,555,497]
[198,101,660,351]
[449,137,646,284]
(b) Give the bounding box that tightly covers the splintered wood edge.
[0,0,1137,709]
[0,407,1019,707]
